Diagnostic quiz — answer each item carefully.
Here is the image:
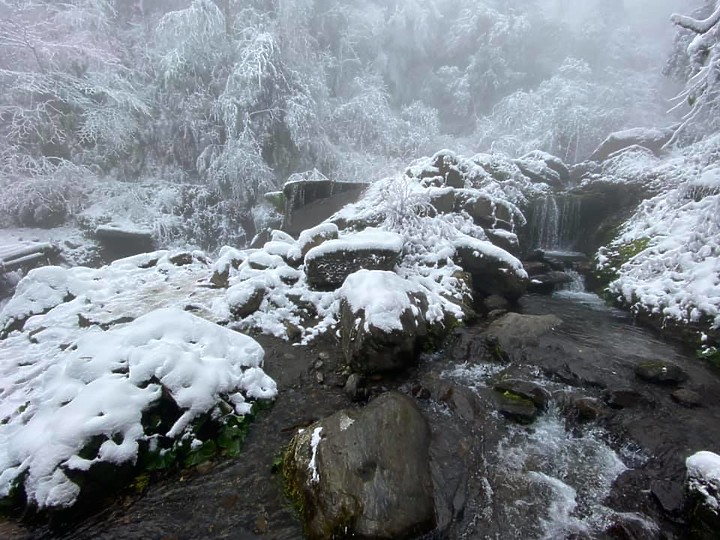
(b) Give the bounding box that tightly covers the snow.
[453,235,528,278]
[686,451,720,511]
[339,270,422,332]
[0,306,274,508]
[595,135,720,333]
[305,228,404,261]
[0,250,278,508]
[308,426,323,484]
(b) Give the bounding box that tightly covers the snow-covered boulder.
[305,228,404,290]
[0,307,276,509]
[210,246,250,288]
[338,270,429,373]
[453,236,528,300]
[514,152,567,190]
[461,193,514,229]
[484,228,520,256]
[410,150,466,188]
[589,126,674,162]
[686,451,720,538]
[294,222,339,260]
[283,392,434,539]
[227,279,267,318]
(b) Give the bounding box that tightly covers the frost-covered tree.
[668,1,720,140]
[475,59,667,162]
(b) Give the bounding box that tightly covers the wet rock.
[344,373,366,402]
[634,360,688,386]
[605,388,646,409]
[671,388,702,408]
[527,271,574,294]
[483,294,509,312]
[283,392,435,539]
[523,260,551,277]
[650,479,685,519]
[606,512,660,540]
[492,389,538,423]
[439,385,480,422]
[572,397,608,422]
[493,379,551,410]
[485,312,562,351]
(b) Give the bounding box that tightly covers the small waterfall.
[530,195,582,251]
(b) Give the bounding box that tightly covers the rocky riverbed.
[6,289,719,540]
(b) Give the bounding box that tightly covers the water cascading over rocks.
[528,194,582,251]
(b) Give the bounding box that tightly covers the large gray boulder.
[338,270,428,373]
[283,392,435,540]
[304,229,403,290]
[485,312,562,352]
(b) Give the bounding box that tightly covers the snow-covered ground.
[0,252,276,508]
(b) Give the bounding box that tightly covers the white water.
[489,408,628,539]
[530,195,582,250]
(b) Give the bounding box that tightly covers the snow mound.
[305,228,404,261]
[687,451,720,512]
[0,308,274,508]
[219,153,531,342]
[0,251,277,508]
[339,270,423,332]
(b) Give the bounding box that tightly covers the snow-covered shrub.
[0,253,277,509]
[596,135,720,342]
[0,176,87,228]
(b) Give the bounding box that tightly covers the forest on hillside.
[1,0,709,248]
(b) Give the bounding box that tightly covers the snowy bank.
[594,134,720,344]
[0,252,276,509]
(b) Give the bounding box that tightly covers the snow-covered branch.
[671,5,720,35]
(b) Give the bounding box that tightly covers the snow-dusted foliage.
[668,1,720,142]
[476,59,668,163]
[596,134,720,338]
[0,251,276,508]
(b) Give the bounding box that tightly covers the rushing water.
[528,195,582,251]
[442,293,632,539]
